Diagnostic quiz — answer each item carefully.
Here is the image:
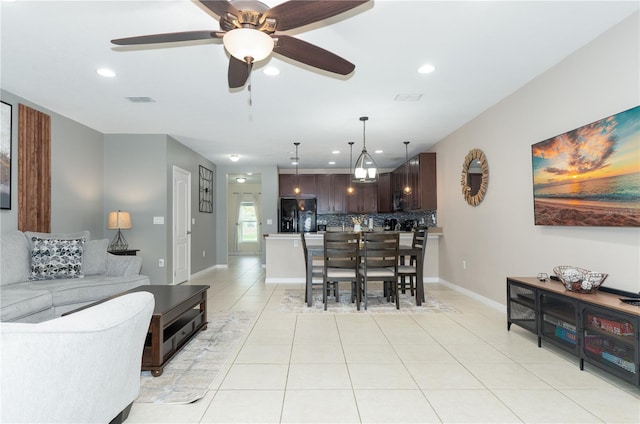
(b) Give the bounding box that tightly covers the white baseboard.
[265,277,304,284]
[435,278,506,314]
[189,264,226,279]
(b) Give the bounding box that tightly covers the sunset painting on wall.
[532,106,639,227]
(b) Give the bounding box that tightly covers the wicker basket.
[553,266,608,294]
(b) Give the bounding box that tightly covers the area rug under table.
[136,310,256,404]
[280,287,459,314]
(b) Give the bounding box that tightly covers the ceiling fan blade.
[273,35,354,75]
[228,56,251,88]
[111,30,223,45]
[264,0,369,31]
[198,0,241,19]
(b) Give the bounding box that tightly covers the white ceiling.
[2,1,638,175]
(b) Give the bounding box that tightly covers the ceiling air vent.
[394,94,422,102]
[125,97,156,103]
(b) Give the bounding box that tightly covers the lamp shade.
[107,211,132,230]
[353,150,378,182]
[223,28,274,63]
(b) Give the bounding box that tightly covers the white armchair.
[1,292,154,424]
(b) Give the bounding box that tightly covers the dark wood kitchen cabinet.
[279,174,316,197]
[397,153,437,211]
[317,174,348,214]
[377,173,392,213]
[347,182,378,214]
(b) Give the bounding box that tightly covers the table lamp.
[108,210,132,251]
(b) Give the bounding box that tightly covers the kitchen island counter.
[264,228,442,283]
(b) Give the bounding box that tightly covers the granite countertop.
[265,227,443,238]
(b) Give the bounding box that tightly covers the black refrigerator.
[279,197,317,233]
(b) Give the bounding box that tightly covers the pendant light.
[347,142,355,194]
[293,142,301,195]
[403,141,412,195]
[353,116,378,183]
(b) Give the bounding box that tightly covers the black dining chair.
[358,232,400,310]
[301,232,325,305]
[322,231,361,311]
[398,227,428,301]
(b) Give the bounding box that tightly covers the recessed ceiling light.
[246,172,253,175]
[374,150,383,154]
[229,154,240,162]
[418,64,436,74]
[236,177,246,183]
[331,150,340,154]
[97,68,116,78]
[328,161,336,165]
[263,66,280,76]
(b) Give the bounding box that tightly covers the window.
[238,201,258,242]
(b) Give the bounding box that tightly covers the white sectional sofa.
[0,230,150,322]
[1,291,155,423]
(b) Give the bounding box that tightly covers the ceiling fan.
[111,0,369,88]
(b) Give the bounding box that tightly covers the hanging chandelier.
[353,116,378,183]
[293,142,301,195]
[403,141,412,195]
[347,141,355,194]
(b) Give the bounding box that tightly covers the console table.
[507,277,639,387]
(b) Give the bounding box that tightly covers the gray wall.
[166,136,216,275]
[104,134,217,284]
[432,12,640,301]
[104,134,168,284]
[216,165,279,265]
[0,91,220,285]
[0,90,104,236]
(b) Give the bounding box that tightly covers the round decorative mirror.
[461,148,489,206]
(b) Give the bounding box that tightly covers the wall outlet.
[462,260,467,270]
[293,239,299,247]
[159,259,164,267]
[267,218,273,225]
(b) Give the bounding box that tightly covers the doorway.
[173,166,191,284]
[227,174,262,256]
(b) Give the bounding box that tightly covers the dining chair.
[358,232,399,310]
[322,231,361,311]
[301,232,325,305]
[398,227,428,301]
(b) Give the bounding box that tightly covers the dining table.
[305,240,424,307]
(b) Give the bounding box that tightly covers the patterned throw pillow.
[30,237,85,280]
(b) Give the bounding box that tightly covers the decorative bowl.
[553,266,608,294]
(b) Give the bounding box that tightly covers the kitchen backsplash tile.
[317,210,436,229]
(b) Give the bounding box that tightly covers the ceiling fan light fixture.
[223,28,274,63]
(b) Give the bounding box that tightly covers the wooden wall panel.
[18,104,51,232]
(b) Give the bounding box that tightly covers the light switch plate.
[153,216,164,225]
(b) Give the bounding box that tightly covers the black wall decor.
[199,165,213,213]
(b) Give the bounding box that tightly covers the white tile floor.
[127,256,640,424]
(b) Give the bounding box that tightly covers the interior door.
[173,166,191,284]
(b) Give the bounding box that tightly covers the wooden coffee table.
[64,284,209,377]
[127,285,209,376]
